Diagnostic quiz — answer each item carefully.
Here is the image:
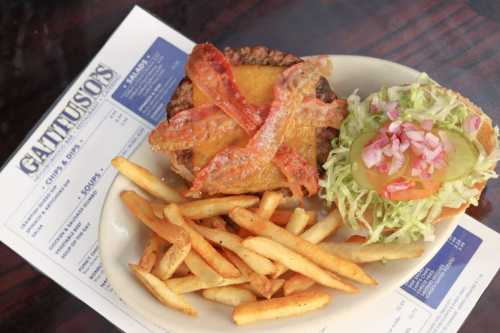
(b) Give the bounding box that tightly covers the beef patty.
[164,46,339,181]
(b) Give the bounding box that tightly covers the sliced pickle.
[442,130,478,181]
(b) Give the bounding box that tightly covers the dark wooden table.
[1,0,499,332]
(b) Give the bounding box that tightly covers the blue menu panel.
[401,225,482,309]
[112,37,187,125]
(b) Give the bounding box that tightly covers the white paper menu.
[1,6,499,333]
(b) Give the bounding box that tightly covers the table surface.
[1,0,500,332]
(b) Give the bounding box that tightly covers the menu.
[1,6,499,333]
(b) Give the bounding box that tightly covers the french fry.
[305,211,317,226]
[139,234,165,272]
[283,273,316,296]
[152,242,191,281]
[285,208,310,235]
[184,251,223,284]
[173,262,190,277]
[243,237,357,292]
[277,196,300,209]
[178,195,259,219]
[232,289,330,325]
[262,209,290,225]
[270,279,285,296]
[191,223,276,276]
[319,242,424,263]
[163,204,240,278]
[222,249,273,299]
[269,279,285,297]
[229,207,375,285]
[130,264,197,316]
[256,191,283,220]
[166,274,248,294]
[120,191,190,247]
[202,216,227,230]
[274,210,344,279]
[202,286,256,306]
[112,157,185,203]
[150,201,165,219]
[269,209,317,226]
[152,245,167,277]
[272,208,310,278]
[239,279,285,299]
[300,210,343,244]
[271,267,287,280]
[237,227,253,238]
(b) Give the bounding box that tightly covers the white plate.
[99,55,457,333]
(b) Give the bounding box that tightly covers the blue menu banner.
[112,37,187,126]
[401,225,482,309]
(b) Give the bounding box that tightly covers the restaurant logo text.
[18,63,118,177]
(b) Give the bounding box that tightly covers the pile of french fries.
[112,156,424,325]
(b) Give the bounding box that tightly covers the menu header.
[18,63,118,177]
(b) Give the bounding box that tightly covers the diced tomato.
[387,178,441,201]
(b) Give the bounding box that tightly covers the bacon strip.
[188,59,330,196]
[273,145,319,198]
[188,146,259,197]
[149,105,239,151]
[248,58,331,155]
[150,95,345,153]
[299,97,347,129]
[186,43,262,134]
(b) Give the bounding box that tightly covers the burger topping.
[273,144,319,198]
[463,114,481,134]
[322,75,497,243]
[150,44,347,197]
[186,43,262,133]
[188,57,318,196]
[361,119,447,180]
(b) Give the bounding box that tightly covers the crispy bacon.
[151,48,341,197]
[149,94,342,156]
[149,105,239,151]
[298,97,347,129]
[188,58,330,196]
[188,146,259,197]
[248,57,332,155]
[273,144,319,198]
[186,43,262,134]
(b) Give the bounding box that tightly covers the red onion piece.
[406,130,425,142]
[362,145,383,168]
[386,102,400,120]
[464,114,481,133]
[388,120,402,134]
[424,132,440,148]
[420,119,433,131]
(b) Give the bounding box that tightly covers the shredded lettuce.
[320,74,500,243]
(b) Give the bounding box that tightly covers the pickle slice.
[442,130,478,181]
[349,132,377,190]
